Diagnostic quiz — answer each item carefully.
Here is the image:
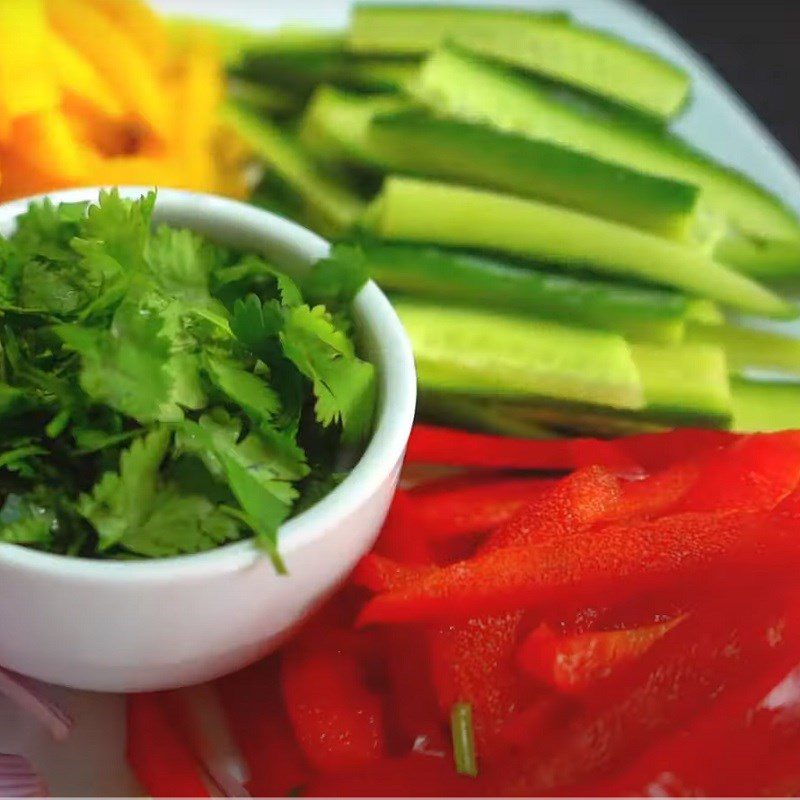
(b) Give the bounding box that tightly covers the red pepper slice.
[217,658,310,797]
[411,476,557,540]
[517,618,683,693]
[281,634,385,773]
[357,509,768,626]
[127,693,210,798]
[610,458,703,521]
[405,424,638,472]
[487,587,800,795]
[674,431,800,513]
[303,753,474,797]
[592,655,800,796]
[373,489,434,565]
[618,428,735,471]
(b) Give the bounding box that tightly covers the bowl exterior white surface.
[0,189,416,692]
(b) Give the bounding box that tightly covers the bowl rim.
[0,187,417,581]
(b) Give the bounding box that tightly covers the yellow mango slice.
[0,0,58,119]
[90,154,180,188]
[170,38,223,190]
[46,0,169,139]
[10,111,91,182]
[49,32,123,118]
[83,0,169,69]
[0,146,68,202]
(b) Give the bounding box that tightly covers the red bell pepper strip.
[592,655,800,796]
[517,618,684,693]
[356,508,776,626]
[411,476,557,540]
[405,424,639,472]
[498,695,573,749]
[217,658,310,798]
[609,459,703,521]
[673,431,800,513]
[281,634,385,773]
[127,693,210,798]
[486,587,800,795]
[351,553,434,593]
[303,753,474,797]
[617,428,735,471]
[484,465,621,551]
[373,489,433,564]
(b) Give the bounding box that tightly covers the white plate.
[2,1,799,795]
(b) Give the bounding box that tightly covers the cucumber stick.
[364,177,792,318]
[347,4,689,120]
[687,321,800,376]
[394,300,645,411]
[220,101,364,236]
[302,88,701,239]
[412,46,800,248]
[731,378,800,432]
[334,242,687,344]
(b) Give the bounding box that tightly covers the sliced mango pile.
[0,0,249,202]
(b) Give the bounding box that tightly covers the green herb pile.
[0,190,375,568]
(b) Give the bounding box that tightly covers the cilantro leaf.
[304,245,369,308]
[0,492,57,545]
[280,304,376,443]
[78,427,171,551]
[204,354,280,426]
[145,225,216,305]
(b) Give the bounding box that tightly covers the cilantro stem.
[219,505,287,575]
[450,702,478,778]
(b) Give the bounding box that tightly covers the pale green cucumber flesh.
[687,321,800,376]
[221,101,364,235]
[731,378,800,432]
[629,342,732,421]
[347,4,688,119]
[365,176,792,318]
[412,46,800,244]
[715,234,800,279]
[395,299,645,410]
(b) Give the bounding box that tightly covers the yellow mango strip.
[170,38,223,190]
[82,0,169,70]
[46,0,170,140]
[10,111,92,182]
[211,124,256,200]
[0,102,11,143]
[90,154,180,188]
[0,146,68,202]
[49,32,124,119]
[0,0,58,119]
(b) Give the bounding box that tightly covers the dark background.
[639,0,799,161]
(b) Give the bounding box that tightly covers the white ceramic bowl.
[0,188,416,692]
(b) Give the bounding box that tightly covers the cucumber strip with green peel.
[715,234,800,279]
[396,299,644,410]
[731,378,800,432]
[687,321,800,376]
[684,299,725,325]
[220,101,364,236]
[332,242,687,343]
[363,177,793,318]
[418,391,559,439]
[227,79,304,116]
[412,46,800,247]
[302,87,701,239]
[630,342,732,424]
[348,5,688,120]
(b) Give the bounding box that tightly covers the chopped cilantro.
[0,190,373,564]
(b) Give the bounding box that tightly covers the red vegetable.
[488,587,800,795]
[411,476,557,540]
[127,693,210,798]
[517,618,683,693]
[405,424,639,472]
[357,509,769,626]
[618,428,735,471]
[281,634,385,773]
[217,658,310,797]
[373,489,433,564]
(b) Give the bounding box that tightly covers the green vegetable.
[395,298,645,411]
[301,87,701,239]
[0,190,374,563]
[363,176,792,318]
[731,378,800,432]
[411,45,800,251]
[348,4,689,120]
[450,702,479,778]
[331,241,689,344]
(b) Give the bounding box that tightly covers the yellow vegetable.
[46,0,170,139]
[49,32,123,119]
[0,0,58,120]
[10,111,91,182]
